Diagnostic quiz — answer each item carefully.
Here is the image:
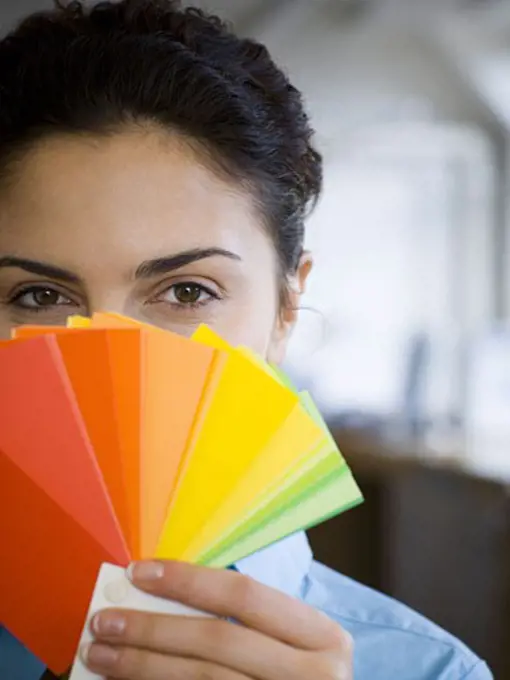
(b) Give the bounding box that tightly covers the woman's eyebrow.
[135,248,242,279]
[0,256,80,283]
[0,249,241,283]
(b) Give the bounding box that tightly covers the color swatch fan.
[0,313,362,675]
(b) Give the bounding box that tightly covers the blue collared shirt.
[0,532,493,679]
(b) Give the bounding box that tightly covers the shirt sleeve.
[462,661,494,680]
[0,626,45,680]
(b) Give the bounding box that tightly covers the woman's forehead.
[0,131,274,274]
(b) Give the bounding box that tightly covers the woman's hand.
[82,560,353,679]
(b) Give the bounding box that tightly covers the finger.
[91,609,299,680]
[82,643,251,680]
[128,560,344,650]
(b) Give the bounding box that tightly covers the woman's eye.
[11,286,75,310]
[157,282,218,307]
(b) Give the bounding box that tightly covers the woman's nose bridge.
[85,284,133,318]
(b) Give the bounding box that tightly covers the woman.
[0,1,492,678]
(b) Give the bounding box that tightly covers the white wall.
[253,4,500,146]
[245,5,500,422]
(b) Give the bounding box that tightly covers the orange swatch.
[0,449,120,674]
[102,329,143,558]
[86,313,218,557]
[13,325,71,339]
[0,335,128,563]
[139,329,215,556]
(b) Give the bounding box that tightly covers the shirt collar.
[234,531,313,599]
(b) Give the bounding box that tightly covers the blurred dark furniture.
[307,430,510,679]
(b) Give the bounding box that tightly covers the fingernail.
[92,612,126,636]
[81,642,119,670]
[127,560,165,582]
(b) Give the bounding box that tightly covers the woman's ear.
[267,252,313,365]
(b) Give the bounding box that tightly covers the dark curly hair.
[0,0,322,279]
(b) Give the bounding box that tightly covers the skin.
[0,127,352,679]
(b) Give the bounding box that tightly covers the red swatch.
[0,335,128,562]
[0,449,121,674]
[14,326,131,549]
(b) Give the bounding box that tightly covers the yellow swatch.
[182,402,323,560]
[67,315,92,328]
[156,344,299,559]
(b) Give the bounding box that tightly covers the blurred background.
[3,0,510,677]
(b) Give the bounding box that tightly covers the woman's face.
[0,129,311,361]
